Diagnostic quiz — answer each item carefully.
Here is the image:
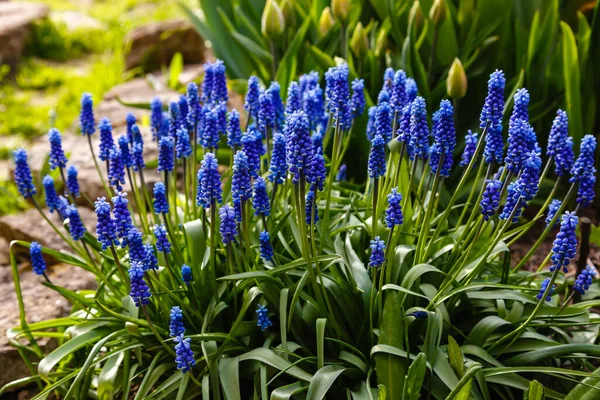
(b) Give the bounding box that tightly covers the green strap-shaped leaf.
[524,380,545,400]
[375,292,406,399]
[560,21,583,143]
[219,357,241,400]
[447,336,465,378]
[402,352,427,400]
[306,365,349,400]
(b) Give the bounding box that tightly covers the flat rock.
[0,207,96,262]
[0,2,50,69]
[50,10,105,32]
[0,263,96,389]
[124,19,207,72]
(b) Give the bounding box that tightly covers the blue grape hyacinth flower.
[258,90,276,134]
[186,82,200,132]
[307,150,326,192]
[14,149,36,199]
[232,151,253,204]
[325,64,351,129]
[267,81,285,130]
[369,237,386,268]
[80,93,95,136]
[241,128,262,178]
[405,78,418,104]
[66,205,86,241]
[570,135,597,207]
[509,88,530,127]
[30,242,47,276]
[545,199,562,228]
[336,164,347,181]
[127,227,148,265]
[505,119,532,173]
[197,152,222,208]
[285,81,302,116]
[460,130,478,167]
[201,108,219,150]
[268,132,288,184]
[368,134,386,179]
[153,182,169,214]
[550,211,579,273]
[480,70,506,164]
[536,278,555,302]
[153,224,171,254]
[129,261,151,307]
[408,97,430,160]
[227,109,242,148]
[252,177,270,217]
[118,135,133,169]
[176,128,192,159]
[350,78,366,117]
[157,136,174,173]
[305,186,319,224]
[145,244,158,270]
[285,111,313,184]
[42,175,61,214]
[113,192,133,242]
[259,230,274,261]
[174,334,196,373]
[181,264,193,286]
[303,87,325,131]
[256,305,273,331]
[219,204,238,245]
[169,306,185,337]
[245,75,261,120]
[108,147,126,191]
[375,101,393,142]
[480,179,502,221]
[150,97,163,141]
[554,136,574,177]
[126,113,136,143]
[95,197,119,250]
[385,188,404,228]
[547,110,568,158]
[98,117,115,162]
[48,128,68,170]
[366,107,376,140]
[390,70,407,113]
[573,265,596,295]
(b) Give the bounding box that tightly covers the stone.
[0,207,96,262]
[50,11,105,32]
[124,19,207,72]
[0,263,96,389]
[0,2,50,69]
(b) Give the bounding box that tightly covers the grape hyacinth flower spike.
[67,165,80,198]
[285,81,302,116]
[174,334,196,373]
[66,205,86,241]
[169,306,185,337]
[181,264,192,286]
[48,128,68,171]
[13,149,36,199]
[227,109,242,148]
[150,97,163,141]
[129,260,151,307]
[408,97,430,160]
[113,192,133,242]
[550,211,578,274]
[369,237,386,268]
[153,182,169,215]
[80,93,95,136]
[42,175,61,214]
[480,179,502,221]
[108,146,125,192]
[245,75,261,121]
[30,242,47,277]
[480,70,506,164]
[98,117,115,162]
[350,78,366,118]
[307,150,326,192]
[460,130,478,167]
[252,177,270,217]
[570,135,597,208]
[259,230,274,261]
[285,111,313,184]
[157,136,174,174]
[153,224,171,254]
[95,197,119,250]
[385,188,404,229]
[268,132,287,185]
[573,265,596,295]
[545,199,562,228]
[536,278,555,302]
[368,134,386,179]
[256,305,273,331]
[197,152,222,208]
[219,204,238,245]
[547,110,568,159]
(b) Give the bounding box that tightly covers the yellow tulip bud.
[429,0,446,26]
[331,0,350,23]
[319,7,335,36]
[350,22,369,56]
[281,0,296,29]
[261,0,285,39]
[447,58,468,99]
[409,1,423,30]
[374,28,388,57]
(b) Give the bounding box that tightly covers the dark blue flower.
[536,278,555,302]
[369,237,386,268]
[480,179,502,220]
[285,111,313,183]
[57,196,69,219]
[267,82,284,130]
[351,78,366,117]
[430,100,456,177]
[505,118,532,173]
[285,81,302,116]
[227,109,242,147]
[169,306,185,337]
[368,134,386,179]
[259,230,274,261]
[570,135,597,207]
[215,101,227,134]
[95,197,119,250]
[66,205,86,241]
[377,88,390,104]
[201,109,219,150]
[499,182,523,223]
[547,110,568,158]
[13,148,36,199]
[509,88,530,127]
[129,261,151,307]
[98,117,115,162]
[460,130,478,167]
[48,128,68,170]
[252,177,270,217]
[389,70,407,112]
[554,136,574,177]
[168,101,180,140]
[545,199,562,228]
[299,71,319,93]
[268,132,288,184]
[480,70,506,164]
[108,147,126,191]
[258,90,276,134]
[126,113,136,143]
[550,211,578,273]
[405,78,418,104]
[80,93,95,136]
[383,68,395,90]
[113,192,133,242]
[178,95,190,132]
[336,164,347,181]
[30,242,47,276]
[118,135,133,169]
[160,112,170,139]
[145,244,158,270]
[408,97,430,160]
[375,101,393,142]
[150,97,163,141]
[153,224,171,253]
[157,136,174,173]
[244,75,261,120]
[256,305,273,331]
[126,227,146,265]
[385,188,404,228]
[519,151,542,202]
[202,62,215,104]
[573,265,596,295]
[307,150,326,191]
[174,334,195,373]
[311,131,323,156]
[131,135,145,171]
[325,64,351,130]
[219,204,238,245]
[153,182,169,214]
[42,175,61,213]
[303,87,325,131]
[241,128,262,178]
[197,152,222,208]
[408,311,428,319]
[176,128,192,159]
[210,60,228,104]
[186,83,200,133]
[232,150,253,203]
[181,264,192,286]
[305,186,319,224]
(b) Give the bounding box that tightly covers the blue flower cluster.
[259,230,274,261]
[30,242,47,276]
[550,212,578,273]
[219,204,238,245]
[536,278,555,302]
[129,261,151,307]
[369,237,386,268]
[169,306,185,337]
[256,305,273,331]
[197,153,222,208]
[385,188,404,228]
[573,265,596,295]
